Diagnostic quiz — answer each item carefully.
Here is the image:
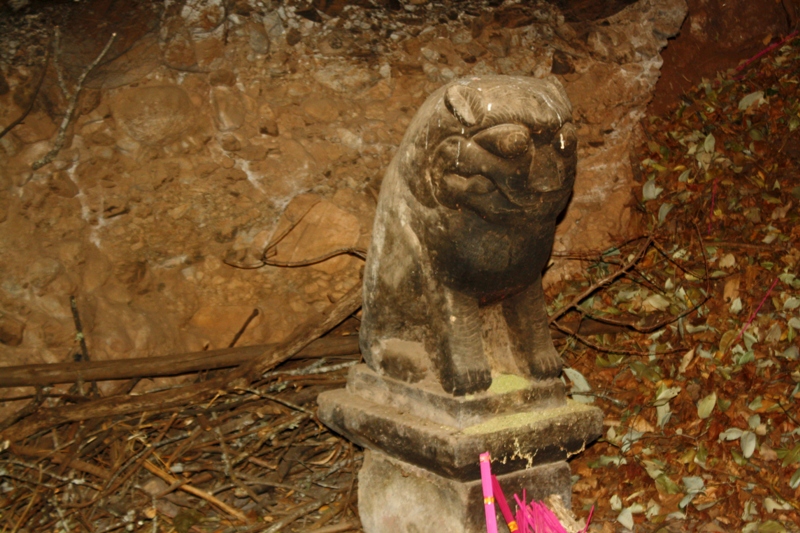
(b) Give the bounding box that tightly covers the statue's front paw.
[529,345,562,379]
[443,365,492,396]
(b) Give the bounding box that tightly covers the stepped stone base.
[317,365,604,533]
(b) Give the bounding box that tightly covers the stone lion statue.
[361,75,577,395]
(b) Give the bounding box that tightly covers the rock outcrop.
[0,0,686,418]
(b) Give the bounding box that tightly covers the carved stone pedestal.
[318,365,603,533]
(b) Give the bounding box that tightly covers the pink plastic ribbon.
[491,475,518,532]
[479,452,498,533]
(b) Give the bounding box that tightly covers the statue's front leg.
[502,278,562,379]
[431,288,492,395]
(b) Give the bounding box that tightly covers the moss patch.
[487,374,530,395]
[461,401,593,435]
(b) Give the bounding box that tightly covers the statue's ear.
[444,84,484,127]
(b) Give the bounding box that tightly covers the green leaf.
[790,467,800,489]
[621,429,645,453]
[717,396,732,412]
[731,448,747,466]
[655,474,682,495]
[658,203,674,226]
[656,403,671,428]
[719,427,743,441]
[617,507,634,530]
[643,293,671,311]
[654,385,682,406]
[643,179,664,201]
[589,455,626,468]
[757,521,787,533]
[695,443,709,468]
[704,133,716,153]
[630,361,662,383]
[642,460,664,479]
[682,476,705,494]
[563,367,594,404]
[784,297,800,310]
[697,392,717,419]
[596,353,625,367]
[741,430,757,459]
[781,443,800,467]
[738,90,766,111]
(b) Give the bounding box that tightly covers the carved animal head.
[406,76,577,225]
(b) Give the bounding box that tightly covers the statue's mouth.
[440,170,557,210]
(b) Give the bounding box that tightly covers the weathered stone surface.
[361,76,577,396]
[160,19,198,70]
[188,305,261,349]
[211,87,246,132]
[358,451,571,533]
[345,364,565,428]
[111,86,197,145]
[9,111,57,144]
[0,314,25,346]
[318,366,603,481]
[0,0,692,423]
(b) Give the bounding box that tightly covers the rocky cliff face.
[0,0,686,417]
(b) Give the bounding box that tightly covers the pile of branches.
[0,289,364,533]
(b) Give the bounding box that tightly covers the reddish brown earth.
[651,0,797,115]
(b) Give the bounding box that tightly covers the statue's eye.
[553,123,577,157]
[473,124,530,159]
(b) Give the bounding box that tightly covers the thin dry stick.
[213,419,267,512]
[32,29,117,170]
[11,464,44,533]
[730,277,779,349]
[142,460,248,522]
[312,521,360,533]
[549,236,653,325]
[573,236,711,334]
[263,497,334,533]
[225,199,321,269]
[229,308,259,348]
[262,247,367,267]
[552,320,687,356]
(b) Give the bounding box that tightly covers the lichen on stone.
[487,373,530,395]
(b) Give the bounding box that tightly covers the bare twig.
[229,308,259,348]
[263,497,334,533]
[142,460,248,522]
[549,236,653,325]
[262,247,367,267]
[32,29,117,171]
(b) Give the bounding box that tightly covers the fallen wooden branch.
[0,284,363,442]
[0,311,623,389]
[0,335,360,388]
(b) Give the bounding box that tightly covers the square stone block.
[358,450,572,533]
[318,365,603,481]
